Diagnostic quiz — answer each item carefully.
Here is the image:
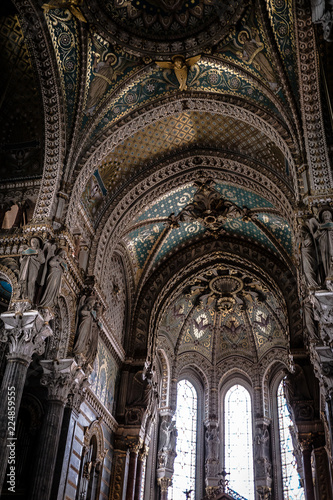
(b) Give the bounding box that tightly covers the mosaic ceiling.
[0,3,44,181]
[81,111,288,224]
[42,0,298,146]
[157,263,288,363]
[122,181,293,283]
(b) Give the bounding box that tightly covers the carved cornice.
[295,0,333,192]
[85,387,118,433]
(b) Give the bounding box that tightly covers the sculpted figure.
[205,427,220,460]
[156,54,200,91]
[19,237,45,303]
[73,295,100,366]
[159,420,177,452]
[313,209,333,280]
[39,249,67,308]
[300,223,319,287]
[254,425,270,460]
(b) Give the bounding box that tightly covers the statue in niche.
[127,370,152,407]
[254,425,270,461]
[300,222,319,287]
[39,249,67,308]
[19,237,45,303]
[313,209,333,281]
[158,419,177,452]
[73,294,101,366]
[205,426,220,460]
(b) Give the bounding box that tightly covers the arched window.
[224,384,254,500]
[277,380,305,499]
[171,379,198,500]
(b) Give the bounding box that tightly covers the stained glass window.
[224,384,254,500]
[277,380,305,500]
[171,379,197,500]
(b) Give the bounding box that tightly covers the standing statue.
[19,237,45,303]
[313,209,333,280]
[254,425,270,460]
[300,223,319,287]
[158,420,177,452]
[73,295,101,366]
[205,427,220,460]
[39,249,67,308]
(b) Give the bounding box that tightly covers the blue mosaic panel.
[153,221,207,266]
[89,338,118,413]
[125,222,165,270]
[257,213,293,256]
[215,183,274,209]
[223,219,278,255]
[135,184,197,223]
[44,9,80,132]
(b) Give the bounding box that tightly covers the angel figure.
[156,54,201,91]
[85,50,135,114]
[42,0,86,22]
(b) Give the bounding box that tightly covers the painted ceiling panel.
[157,263,288,363]
[257,212,293,256]
[152,221,206,266]
[82,111,287,224]
[124,221,165,271]
[121,181,293,274]
[136,184,197,222]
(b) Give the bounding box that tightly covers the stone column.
[204,420,220,492]
[312,445,333,499]
[134,446,148,500]
[126,442,141,500]
[29,359,86,500]
[299,435,315,500]
[157,477,171,500]
[253,419,272,500]
[0,309,52,491]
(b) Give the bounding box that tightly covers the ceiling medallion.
[85,0,248,57]
[185,266,267,312]
[167,178,253,236]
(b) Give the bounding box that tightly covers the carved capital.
[157,477,172,493]
[40,359,85,404]
[0,310,52,363]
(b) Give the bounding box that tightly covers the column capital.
[40,359,87,404]
[157,477,171,493]
[0,309,52,363]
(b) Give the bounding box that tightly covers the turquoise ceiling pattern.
[257,213,293,255]
[44,8,80,133]
[266,0,299,102]
[136,184,197,222]
[124,222,165,270]
[122,182,293,275]
[152,221,207,267]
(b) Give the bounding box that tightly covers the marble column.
[134,446,148,500]
[0,309,52,492]
[299,436,315,500]
[126,443,140,500]
[29,359,86,500]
